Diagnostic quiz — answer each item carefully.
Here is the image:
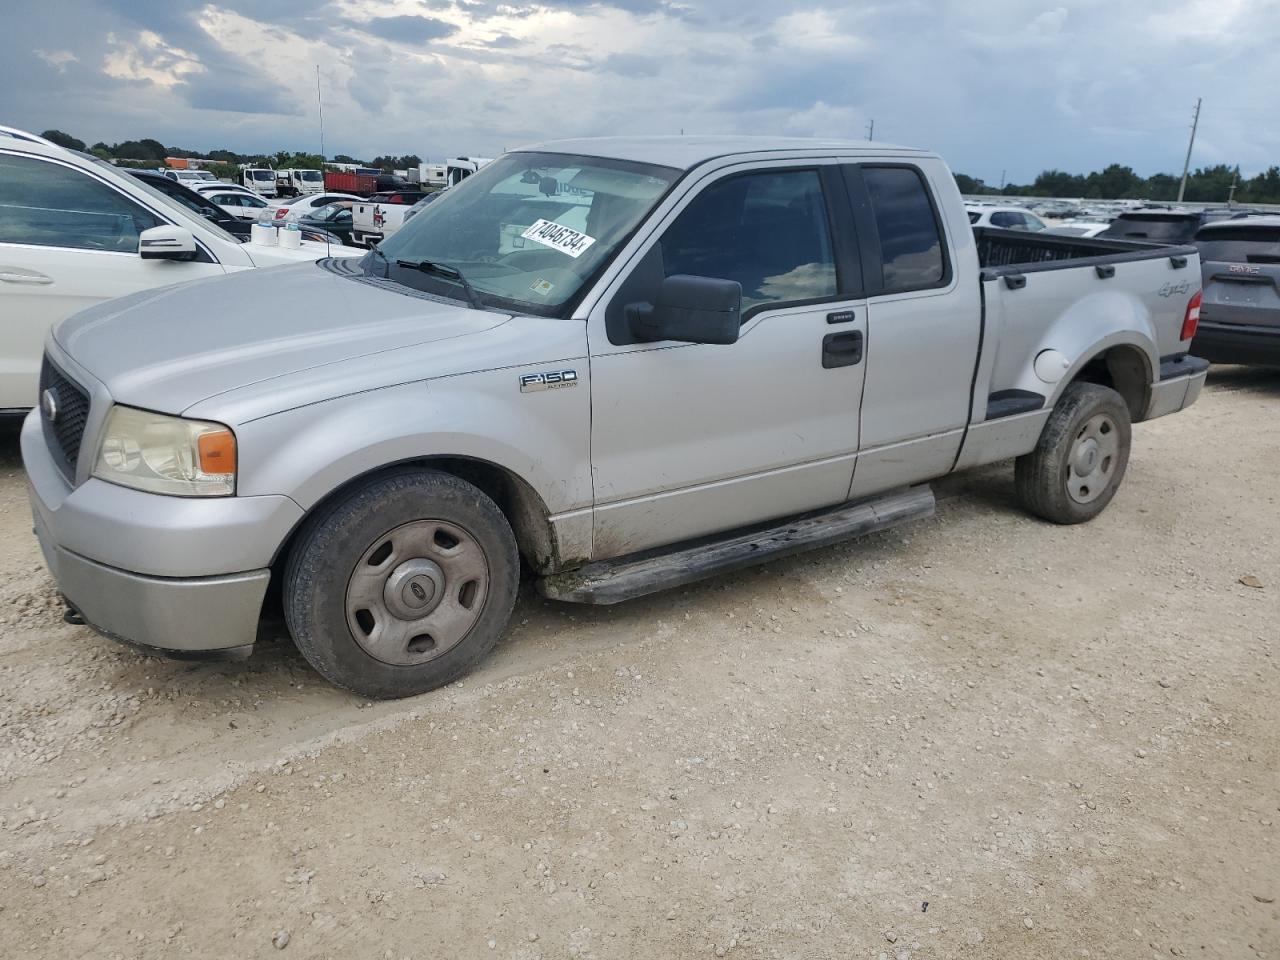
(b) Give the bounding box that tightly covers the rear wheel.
[1015,382,1131,524]
[284,470,519,699]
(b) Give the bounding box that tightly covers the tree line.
[38,129,422,181]
[39,129,1280,205]
[956,162,1280,205]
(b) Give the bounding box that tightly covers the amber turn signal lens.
[197,430,236,475]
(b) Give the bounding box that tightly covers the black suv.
[1099,208,1256,244]
[128,171,343,245]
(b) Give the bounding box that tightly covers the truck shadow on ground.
[1205,363,1280,396]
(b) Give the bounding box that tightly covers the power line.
[1177,97,1201,203]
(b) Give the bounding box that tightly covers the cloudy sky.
[2,0,1277,182]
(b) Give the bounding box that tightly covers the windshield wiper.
[395,258,483,310]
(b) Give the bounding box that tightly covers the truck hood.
[54,260,512,418]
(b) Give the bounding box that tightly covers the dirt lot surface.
[0,368,1276,960]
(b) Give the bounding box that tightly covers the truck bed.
[974,227,1193,275]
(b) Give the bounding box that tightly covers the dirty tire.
[284,469,519,699]
[1015,382,1132,525]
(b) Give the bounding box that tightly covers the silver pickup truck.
[23,137,1209,698]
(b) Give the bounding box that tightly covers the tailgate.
[1202,262,1280,328]
[353,203,377,230]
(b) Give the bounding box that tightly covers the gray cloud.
[356,15,460,45]
[2,0,1279,182]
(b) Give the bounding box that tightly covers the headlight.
[93,405,236,497]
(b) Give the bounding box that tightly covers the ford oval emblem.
[40,388,59,424]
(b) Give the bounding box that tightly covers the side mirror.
[139,225,198,261]
[627,275,742,345]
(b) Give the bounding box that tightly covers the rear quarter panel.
[976,253,1201,417]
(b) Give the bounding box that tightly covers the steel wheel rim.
[345,519,490,666]
[1066,413,1119,504]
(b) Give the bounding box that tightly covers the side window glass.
[990,211,1017,227]
[863,166,946,293]
[0,153,161,252]
[659,169,837,314]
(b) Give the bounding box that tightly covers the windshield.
[251,169,273,181]
[300,170,322,181]
[87,157,240,245]
[373,151,678,315]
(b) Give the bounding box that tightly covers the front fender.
[235,367,592,524]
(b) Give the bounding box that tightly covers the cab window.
[0,153,161,252]
[659,169,838,315]
[862,166,948,293]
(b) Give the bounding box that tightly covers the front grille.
[39,357,91,480]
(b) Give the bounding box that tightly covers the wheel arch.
[1064,341,1154,422]
[269,456,563,586]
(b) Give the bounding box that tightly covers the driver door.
[586,160,869,558]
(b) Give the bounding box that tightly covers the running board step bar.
[538,485,936,605]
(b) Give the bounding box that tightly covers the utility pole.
[316,65,325,162]
[999,169,1006,191]
[1227,165,1239,207]
[1177,97,1201,203]
[866,119,874,141]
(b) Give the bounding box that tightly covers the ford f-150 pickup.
[23,136,1209,698]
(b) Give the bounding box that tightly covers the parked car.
[22,136,1208,698]
[293,203,357,246]
[266,192,363,222]
[193,182,258,199]
[162,168,219,186]
[129,171,253,231]
[1045,221,1111,238]
[966,205,1047,231]
[205,189,272,220]
[1191,216,1280,365]
[0,128,363,411]
[132,172,346,245]
[351,191,434,247]
[1098,208,1252,244]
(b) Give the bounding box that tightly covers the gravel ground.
[0,367,1277,960]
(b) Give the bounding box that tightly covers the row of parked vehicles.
[4,124,1273,700]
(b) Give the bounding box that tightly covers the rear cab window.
[857,165,950,294]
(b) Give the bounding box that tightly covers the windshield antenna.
[316,64,329,259]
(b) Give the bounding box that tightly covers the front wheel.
[283,470,519,698]
[1015,382,1132,524]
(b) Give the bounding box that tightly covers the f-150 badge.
[520,370,578,393]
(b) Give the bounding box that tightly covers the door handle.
[822,330,863,368]
[0,268,53,285]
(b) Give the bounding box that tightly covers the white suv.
[0,127,361,411]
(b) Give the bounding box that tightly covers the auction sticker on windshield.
[521,219,596,258]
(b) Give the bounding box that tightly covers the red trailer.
[324,170,379,196]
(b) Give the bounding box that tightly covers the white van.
[0,128,361,411]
